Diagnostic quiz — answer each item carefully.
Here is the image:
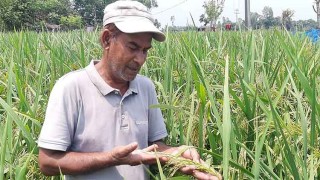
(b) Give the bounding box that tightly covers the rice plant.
[0,29,319,179]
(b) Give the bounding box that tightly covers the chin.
[123,74,137,82]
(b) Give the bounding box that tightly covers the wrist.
[107,151,123,166]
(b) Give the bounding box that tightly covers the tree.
[313,0,320,28]
[0,0,160,31]
[282,9,294,30]
[199,14,209,26]
[32,0,73,25]
[0,0,73,31]
[60,15,82,30]
[261,6,275,29]
[0,0,31,30]
[250,12,262,29]
[73,0,158,27]
[295,19,318,30]
[138,0,160,29]
[222,17,231,24]
[73,0,109,26]
[154,19,161,29]
[304,19,317,29]
[138,0,158,9]
[199,0,226,28]
[274,16,282,27]
[170,15,175,27]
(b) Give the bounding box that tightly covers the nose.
[134,50,147,66]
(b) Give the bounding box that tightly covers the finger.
[200,159,209,166]
[117,142,138,157]
[135,147,161,165]
[181,146,200,163]
[159,156,169,162]
[142,144,158,152]
[200,159,205,164]
[193,170,218,180]
[179,165,196,174]
[190,149,200,163]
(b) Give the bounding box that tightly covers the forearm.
[39,142,156,176]
[39,148,117,176]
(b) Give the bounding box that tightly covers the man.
[38,1,218,179]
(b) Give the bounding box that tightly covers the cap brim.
[114,18,166,42]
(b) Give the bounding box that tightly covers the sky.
[151,0,317,27]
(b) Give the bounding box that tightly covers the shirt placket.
[119,90,133,130]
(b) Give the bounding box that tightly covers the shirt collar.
[128,76,138,94]
[85,60,139,96]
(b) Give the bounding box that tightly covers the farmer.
[38,1,218,180]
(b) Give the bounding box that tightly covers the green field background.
[0,29,319,179]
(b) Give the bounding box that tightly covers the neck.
[95,60,129,95]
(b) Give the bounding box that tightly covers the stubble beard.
[110,63,139,82]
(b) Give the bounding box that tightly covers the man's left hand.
[175,145,220,180]
[154,142,221,180]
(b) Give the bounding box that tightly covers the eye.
[128,45,137,51]
[143,49,149,54]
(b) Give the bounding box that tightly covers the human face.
[105,32,153,83]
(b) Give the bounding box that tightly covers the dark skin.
[96,27,152,95]
[38,28,219,180]
[39,142,159,175]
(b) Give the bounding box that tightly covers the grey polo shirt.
[38,60,168,180]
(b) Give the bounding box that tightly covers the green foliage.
[249,6,315,30]
[0,0,160,31]
[0,19,4,31]
[138,0,158,9]
[154,19,161,29]
[0,28,320,179]
[150,30,320,179]
[199,0,225,27]
[72,0,159,26]
[0,0,72,31]
[261,6,276,29]
[250,12,263,29]
[32,0,72,24]
[73,0,110,26]
[295,19,318,30]
[0,0,31,30]
[282,9,295,30]
[60,15,83,30]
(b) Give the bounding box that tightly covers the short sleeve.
[38,75,80,151]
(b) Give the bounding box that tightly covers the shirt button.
[121,115,125,119]
[115,91,119,95]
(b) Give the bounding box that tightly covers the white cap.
[103,0,165,42]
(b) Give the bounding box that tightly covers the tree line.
[219,7,318,31]
[199,1,320,31]
[247,7,318,30]
[0,0,158,31]
[1,0,318,32]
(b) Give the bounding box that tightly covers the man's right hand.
[39,142,160,176]
[110,142,159,166]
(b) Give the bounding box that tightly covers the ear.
[100,29,112,49]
